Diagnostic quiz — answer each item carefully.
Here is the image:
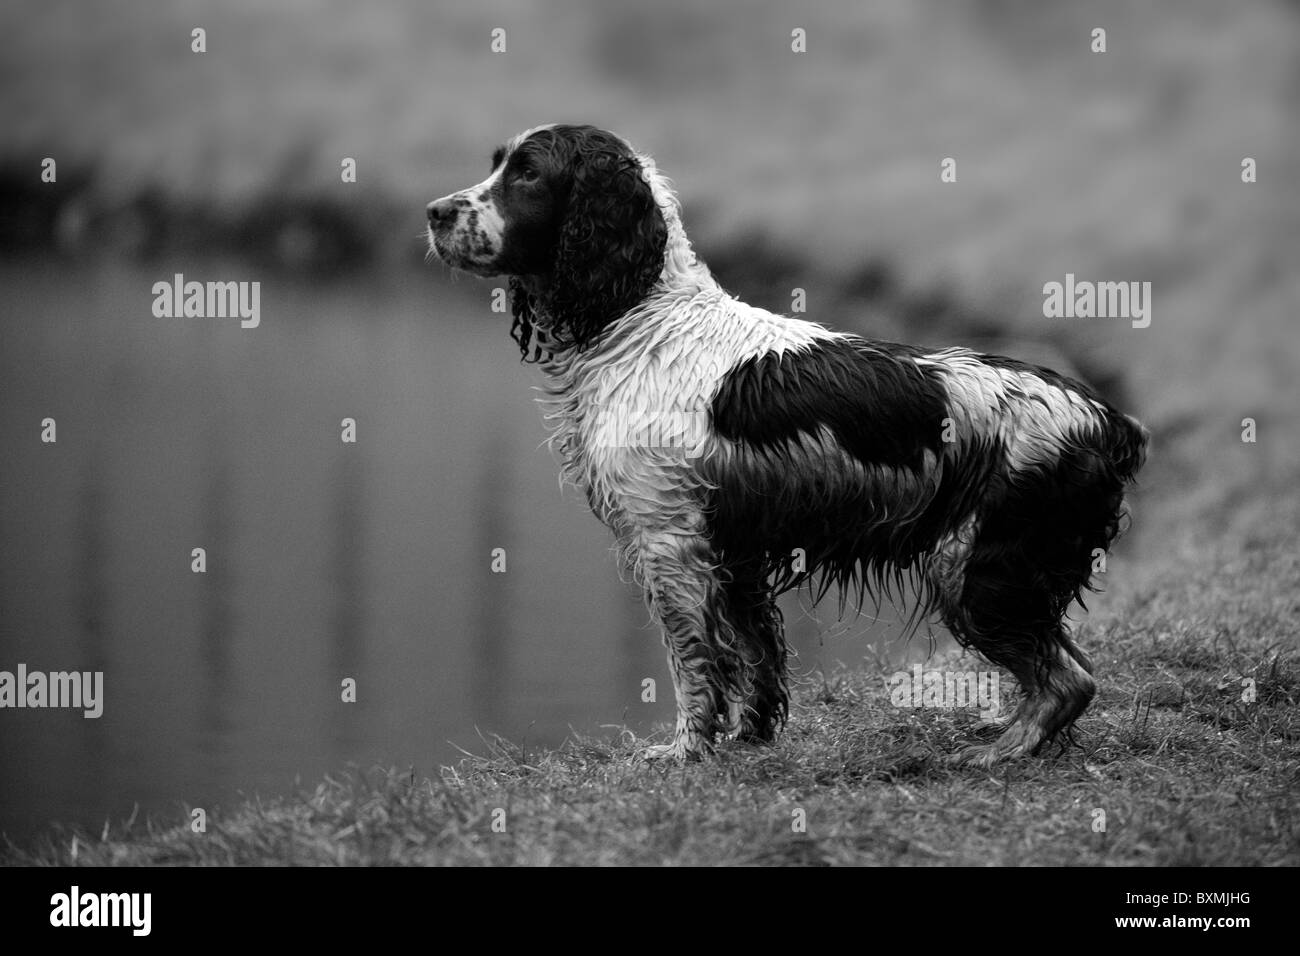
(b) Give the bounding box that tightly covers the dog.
[426,124,1148,766]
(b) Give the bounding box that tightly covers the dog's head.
[426,124,668,360]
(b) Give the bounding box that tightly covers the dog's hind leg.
[944,603,1096,766]
[950,440,1137,764]
[949,636,1095,767]
[934,521,1097,766]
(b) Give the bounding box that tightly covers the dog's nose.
[426,198,457,226]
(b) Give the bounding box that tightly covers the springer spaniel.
[426,124,1148,766]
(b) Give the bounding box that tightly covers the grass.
[7,489,1297,866]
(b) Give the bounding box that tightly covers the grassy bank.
[7,487,1297,866]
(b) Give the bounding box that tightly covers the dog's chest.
[554,334,717,528]
[544,296,842,529]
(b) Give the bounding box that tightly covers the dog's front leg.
[633,529,729,761]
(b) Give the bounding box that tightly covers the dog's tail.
[1090,409,1149,552]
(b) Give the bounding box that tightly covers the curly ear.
[508,276,541,362]
[508,273,575,362]
[534,135,667,357]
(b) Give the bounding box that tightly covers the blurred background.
[0,0,1296,844]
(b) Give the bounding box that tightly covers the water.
[0,257,935,844]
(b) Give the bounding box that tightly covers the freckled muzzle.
[425,187,505,275]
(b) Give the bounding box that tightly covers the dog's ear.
[520,134,666,359]
[508,276,542,362]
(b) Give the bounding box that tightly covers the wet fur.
[426,124,1149,765]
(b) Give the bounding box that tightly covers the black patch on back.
[710,337,949,469]
[702,336,986,614]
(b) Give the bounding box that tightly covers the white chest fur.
[540,288,842,532]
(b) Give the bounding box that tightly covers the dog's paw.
[636,740,708,763]
[947,722,1043,767]
[637,743,684,762]
[946,742,1005,769]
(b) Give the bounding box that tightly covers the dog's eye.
[517,166,539,184]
